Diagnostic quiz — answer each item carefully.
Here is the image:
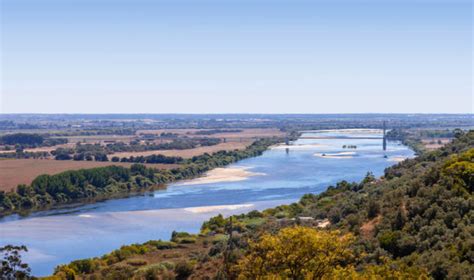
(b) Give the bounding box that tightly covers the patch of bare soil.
[360,215,381,239]
[421,138,452,151]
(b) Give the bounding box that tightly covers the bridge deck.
[299,136,383,140]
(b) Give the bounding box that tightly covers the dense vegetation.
[0,138,280,216]
[0,151,50,159]
[194,129,243,135]
[115,154,183,164]
[48,130,473,279]
[0,133,44,146]
[0,133,67,149]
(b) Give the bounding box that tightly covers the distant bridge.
[298,136,383,140]
[287,121,388,151]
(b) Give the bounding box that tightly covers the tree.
[0,245,31,280]
[94,153,108,162]
[174,261,194,280]
[367,200,381,219]
[111,156,120,162]
[393,206,407,230]
[237,226,354,279]
[361,171,375,185]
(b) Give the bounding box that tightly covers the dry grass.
[0,159,178,192]
[110,141,253,159]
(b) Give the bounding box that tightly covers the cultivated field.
[421,138,452,150]
[0,159,178,192]
[110,141,253,159]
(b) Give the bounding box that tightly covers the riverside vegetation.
[36,130,473,280]
[0,138,281,216]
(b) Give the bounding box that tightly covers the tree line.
[0,133,67,149]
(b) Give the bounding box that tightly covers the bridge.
[287,121,388,151]
[298,136,383,140]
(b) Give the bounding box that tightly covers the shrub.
[174,261,194,280]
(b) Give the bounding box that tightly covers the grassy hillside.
[48,131,473,280]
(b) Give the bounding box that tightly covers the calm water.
[0,129,414,276]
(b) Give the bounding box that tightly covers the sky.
[0,0,472,114]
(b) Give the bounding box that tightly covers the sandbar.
[314,151,356,159]
[177,167,264,186]
[183,204,254,214]
[388,156,408,162]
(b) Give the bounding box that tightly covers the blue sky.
[1,0,472,114]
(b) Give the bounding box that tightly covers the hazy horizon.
[1,0,473,114]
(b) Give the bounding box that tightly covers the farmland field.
[421,138,452,150]
[109,141,253,158]
[0,159,178,192]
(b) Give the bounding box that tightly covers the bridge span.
[298,136,383,140]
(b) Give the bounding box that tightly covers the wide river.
[0,129,414,276]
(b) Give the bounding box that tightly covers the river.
[0,129,414,276]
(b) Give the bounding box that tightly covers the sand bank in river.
[184,204,254,214]
[178,167,264,186]
[388,156,408,162]
[314,151,356,159]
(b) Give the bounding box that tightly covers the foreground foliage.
[236,227,355,279]
[0,245,31,280]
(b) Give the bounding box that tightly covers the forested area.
[115,154,183,164]
[0,133,67,149]
[49,130,473,279]
[194,129,243,135]
[0,151,50,159]
[0,138,280,216]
